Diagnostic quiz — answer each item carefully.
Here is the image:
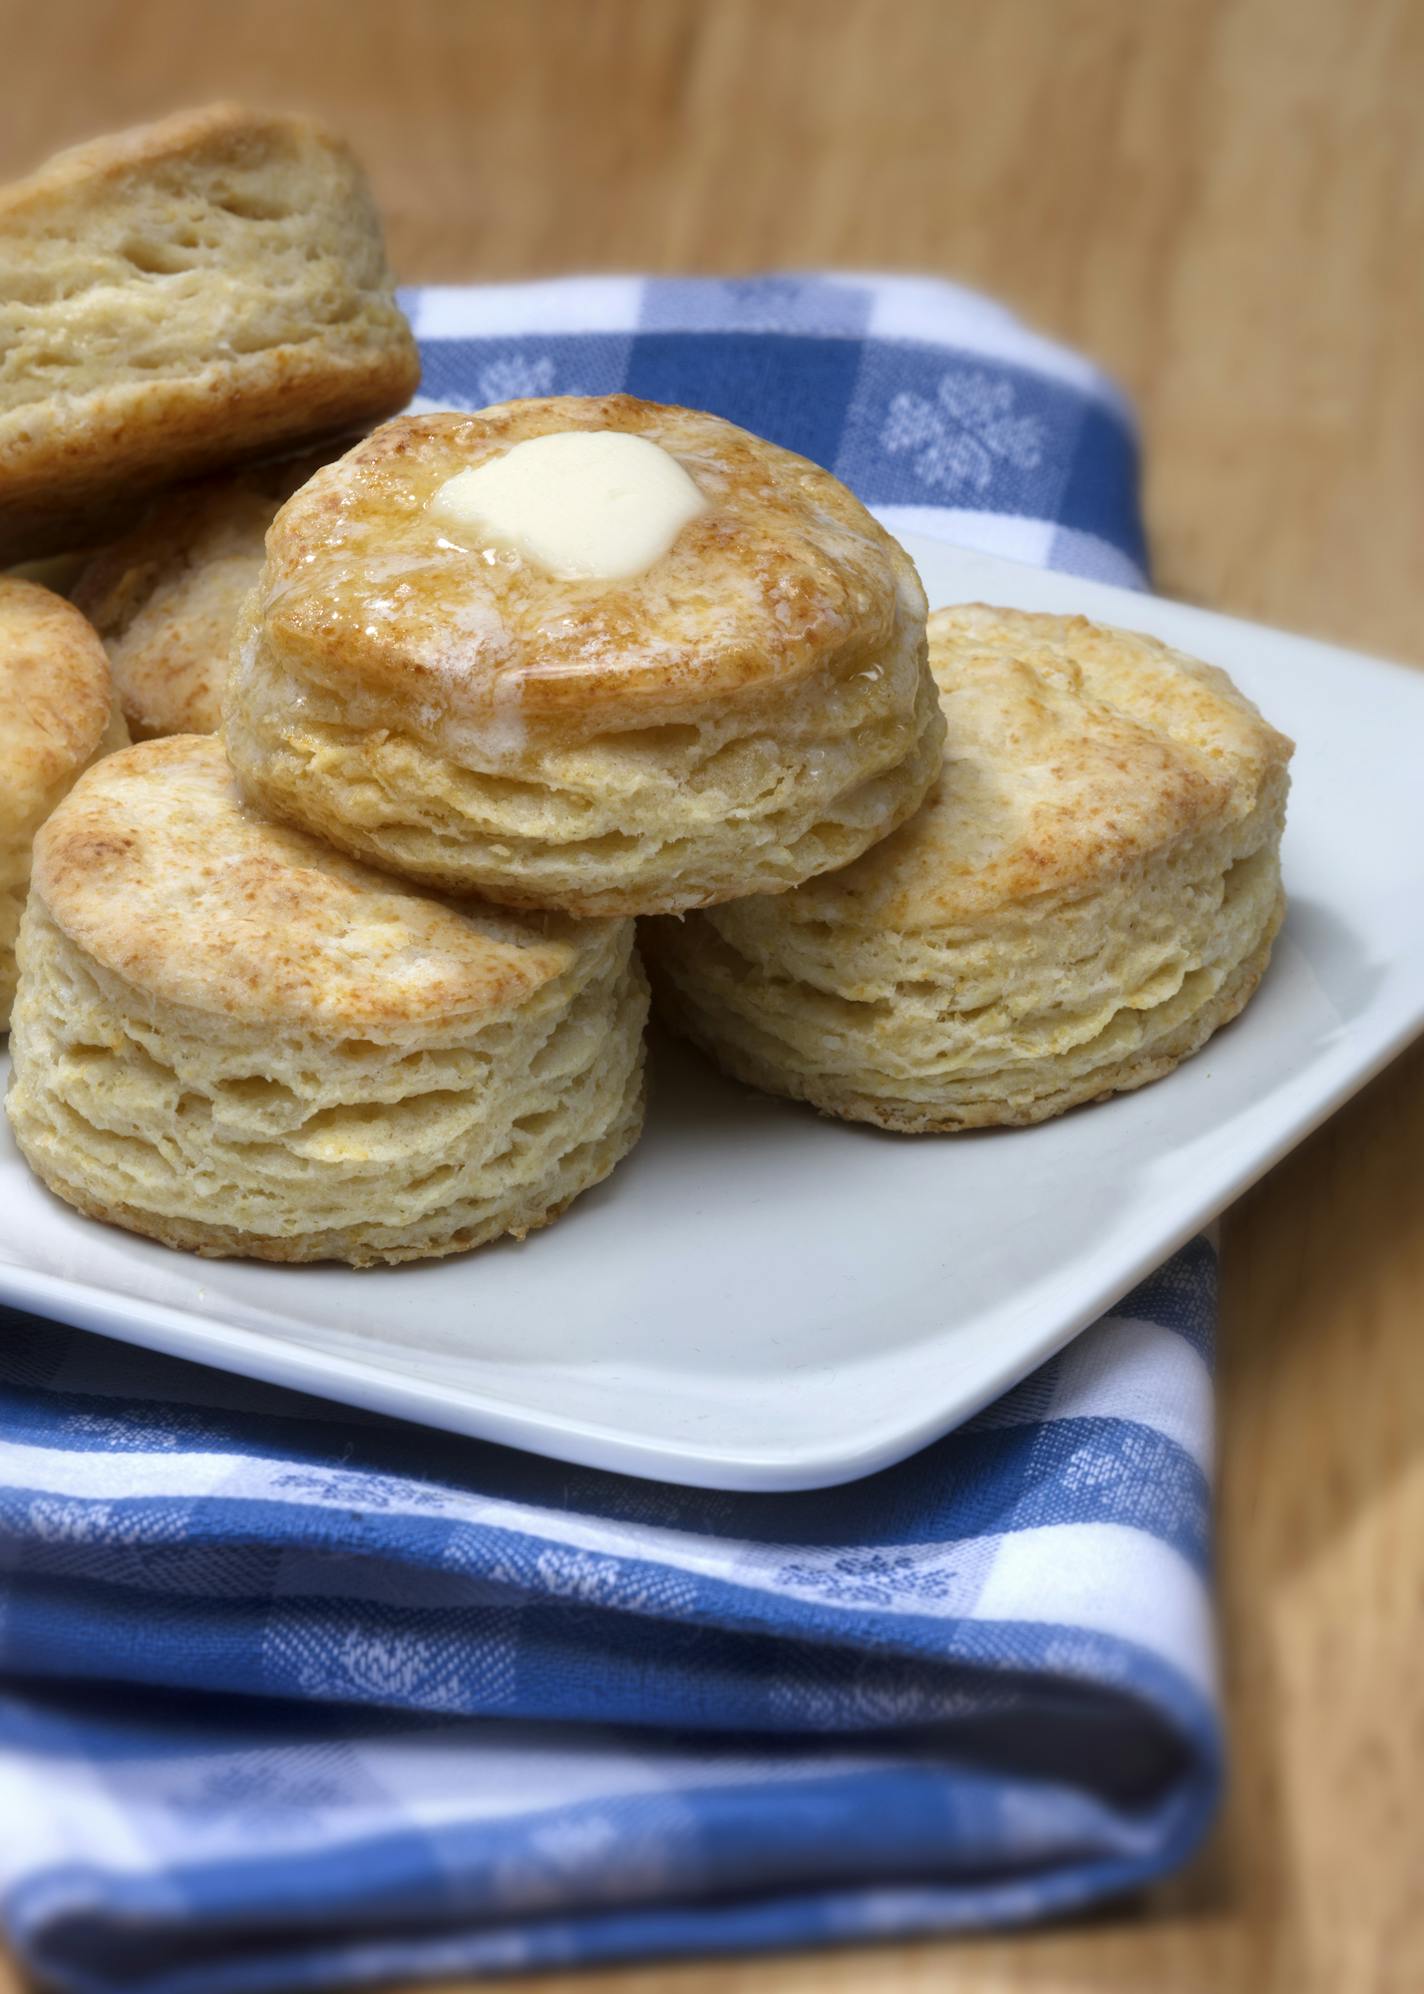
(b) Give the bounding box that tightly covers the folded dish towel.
[0,276,1216,1994]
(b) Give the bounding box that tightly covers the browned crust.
[30,735,590,1029]
[255,396,925,730]
[0,105,355,218]
[777,604,1297,930]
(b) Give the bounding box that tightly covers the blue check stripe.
[414,331,1146,575]
[0,1415,1209,1583]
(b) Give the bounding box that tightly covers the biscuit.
[5,736,647,1264]
[72,452,341,738]
[222,397,944,915]
[0,579,127,1028]
[644,604,1293,1130]
[0,105,420,563]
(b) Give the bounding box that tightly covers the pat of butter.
[430,430,707,580]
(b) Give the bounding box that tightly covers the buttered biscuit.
[0,579,126,1028]
[6,736,646,1264]
[72,453,340,738]
[645,605,1292,1130]
[223,397,944,915]
[0,105,419,562]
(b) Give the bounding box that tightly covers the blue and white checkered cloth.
[406,275,1149,588]
[0,277,1218,1994]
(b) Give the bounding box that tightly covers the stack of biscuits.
[1,107,1293,1269]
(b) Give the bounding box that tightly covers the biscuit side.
[6,895,647,1264]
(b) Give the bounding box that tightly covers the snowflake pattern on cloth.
[775,1548,979,1611]
[882,368,1047,495]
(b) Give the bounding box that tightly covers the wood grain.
[1,3,1420,1991]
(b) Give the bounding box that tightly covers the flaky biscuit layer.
[0,105,418,562]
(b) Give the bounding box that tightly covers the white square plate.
[3,537,1422,1490]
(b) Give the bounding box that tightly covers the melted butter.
[430,430,708,580]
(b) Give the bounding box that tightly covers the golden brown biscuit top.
[0,578,116,833]
[0,102,354,238]
[252,397,924,733]
[32,735,589,1028]
[782,604,1293,931]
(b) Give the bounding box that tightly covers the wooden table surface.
[2,3,1421,1991]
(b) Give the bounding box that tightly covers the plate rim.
[4,534,1423,1490]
